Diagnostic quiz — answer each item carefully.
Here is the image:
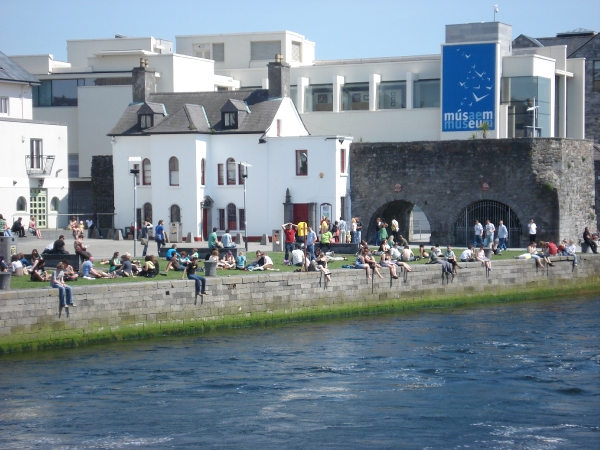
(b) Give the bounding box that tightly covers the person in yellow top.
[320,228,333,253]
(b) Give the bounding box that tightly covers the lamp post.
[239,162,252,252]
[128,156,141,257]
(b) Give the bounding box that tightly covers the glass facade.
[304,84,333,112]
[33,78,131,106]
[341,83,369,111]
[413,79,440,108]
[377,81,406,110]
[289,85,297,108]
[502,76,551,138]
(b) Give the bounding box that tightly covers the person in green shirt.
[320,229,333,253]
[208,227,222,249]
[378,222,388,245]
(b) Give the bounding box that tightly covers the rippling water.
[1,298,599,449]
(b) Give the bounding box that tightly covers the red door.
[293,203,309,224]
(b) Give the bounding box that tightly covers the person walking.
[51,262,75,308]
[473,220,483,247]
[497,220,508,251]
[484,219,495,248]
[155,220,166,254]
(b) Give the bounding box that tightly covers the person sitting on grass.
[181,256,209,296]
[247,251,264,271]
[236,251,246,270]
[476,245,492,271]
[208,250,219,263]
[219,250,236,269]
[81,256,114,279]
[27,249,42,272]
[10,254,25,276]
[165,244,179,261]
[61,259,79,281]
[190,248,199,259]
[163,251,188,274]
[291,244,305,268]
[30,259,50,282]
[139,255,158,277]
[108,251,122,273]
[115,253,135,277]
[251,252,273,271]
[418,244,429,261]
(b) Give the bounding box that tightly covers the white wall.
[265,98,309,137]
[67,37,173,67]
[566,58,585,139]
[0,83,33,120]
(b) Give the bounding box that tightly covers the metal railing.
[25,155,55,176]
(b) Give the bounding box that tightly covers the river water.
[1,298,599,449]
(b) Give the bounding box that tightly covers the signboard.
[442,43,496,133]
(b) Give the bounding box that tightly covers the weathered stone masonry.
[0,255,599,353]
[350,138,595,245]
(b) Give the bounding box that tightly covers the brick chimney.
[132,58,156,103]
[267,54,290,99]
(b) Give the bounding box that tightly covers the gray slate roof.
[513,32,598,57]
[0,51,40,85]
[109,89,281,136]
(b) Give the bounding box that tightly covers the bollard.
[260,234,269,245]
[235,233,244,245]
[186,232,193,243]
[0,272,11,291]
[106,229,113,239]
[113,229,124,241]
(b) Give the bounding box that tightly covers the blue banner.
[442,43,496,132]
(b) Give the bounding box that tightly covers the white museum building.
[0,51,68,230]
[109,60,350,240]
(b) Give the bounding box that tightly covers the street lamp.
[128,156,141,257]
[239,162,252,251]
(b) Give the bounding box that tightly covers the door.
[293,203,309,225]
[30,188,47,228]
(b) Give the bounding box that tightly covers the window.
[0,97,8,114]
[68,154,79,178]
[238,163,245,185]
[340,196,346,221]
[296,150,308,176]
[16,196,27,211]
[227,203,237,230]
[340,149,346,174]
[223,112,237,128]
[32,78,88,107]
[143,202,153,223]
[227,158,236,185]
[501,76,551,138]
[341,83,369,111]
[140,114,153,129]
[251,41,281,60]
[305,84,333,112]
[50,197,60,212]
[377,81,407,110]
[413,79,440,108]
[218,209,225,230]
[142,159,151,185]
[212,43,225,62]
[201,158,206,185]
[169,157,179,186]
[30,139,43,169]
[594,61,600,92]
[133,163,140,185]
[239,208,246,231]
[292,41,302,62]
[194,43,211,59]
[170,204,181,223]
[218,164,224,185]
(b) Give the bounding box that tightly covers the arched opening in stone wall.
[453,200,522,248]
[366,200,431,245]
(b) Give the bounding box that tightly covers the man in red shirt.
[282,222,298,265]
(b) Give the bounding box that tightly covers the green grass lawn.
[5,248,529,290]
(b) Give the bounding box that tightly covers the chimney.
[132,58,156,103]
[267,54,290,99]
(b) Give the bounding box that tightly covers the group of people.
[0,215,43,239]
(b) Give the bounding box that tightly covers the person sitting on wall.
[81,256,114,279]
[208,227,223,250]
[460,245,476,263]
[583,227,598,253]
[476,245,492,271]
[51,235,69,255]
[11,217,26,237]
[221,229,236,248]
[380,249,400,279]
[28,216,43,239]
[181,256,209,296]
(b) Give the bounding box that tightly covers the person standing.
[497,220,508,251]
[355,217,363,243]
[306,226,317,261]
[473,220,483,247]
[51,262,74,308]
[155,220,166,254]
[484,219,495,248]
[282,222,298,265]
[338,217,347,246]
[181,256,209,296]
[86,217,95,239]
[583,227,598,253]
[528,219,537,244]
[142,221,153,256]
[391,216,399,241]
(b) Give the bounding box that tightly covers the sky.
[1,0,598,62]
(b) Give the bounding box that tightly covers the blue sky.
[1,0,597,61]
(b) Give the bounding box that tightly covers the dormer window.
[140,114,153,129]
[223,112,237,129]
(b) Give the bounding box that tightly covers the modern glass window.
[594,60,600,92]
[502,76,551,138]
[169,157,179,186]
[227,158,236,185]
[143,202,153,223]
[340,149,346,174]
[227,203,237,230]
[142,158,151,185]
[170,204,181,223]
[292,41,302,62]
[413,79,440,108]
[30,139,43,169]
[341,83,369,111]
[32,79,88,106]
[50,197,60,212]
[212,43,225,62]
[218,164,224,185]
[296,150,308,176]
[218,209,225,230]
[0,96,8,114]
[304,84,333,112]
[377,81,407,109]
[140,114,153,129]
[16,196,27,211]
[239,208,246,231]
[200,158,206,186]
[223,112,237,128]
[68,154,79,178]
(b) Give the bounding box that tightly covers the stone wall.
[350,138,595,245]
[1,255,599,353]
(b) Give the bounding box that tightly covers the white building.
[109,61,350,240]
[0,51,68,230]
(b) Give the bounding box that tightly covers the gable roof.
[109,89,281,136]
[0,51,40,85]
[513,31,598,57]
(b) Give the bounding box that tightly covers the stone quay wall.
[1,255,599,353]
